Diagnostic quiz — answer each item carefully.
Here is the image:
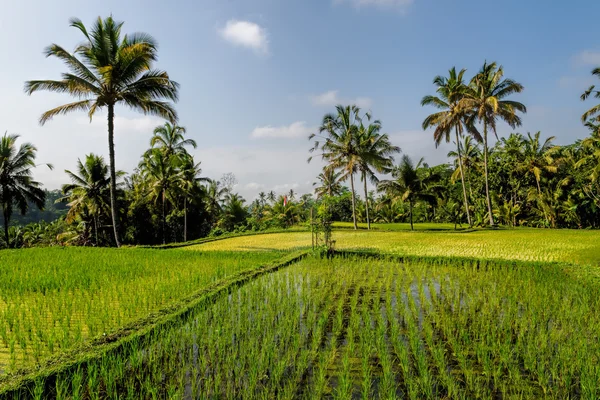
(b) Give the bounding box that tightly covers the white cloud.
[574,50,600,66]
[333,0,413,12]
[311,90,373,109]
[219,20,269,54]
[194,145,324,200]
[251,121,315,139]
[245,182,265,191]
[273,183,300,192]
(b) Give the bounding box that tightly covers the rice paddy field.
[0,248,283,374]
[186,227,600,266]
[1,225,600,399]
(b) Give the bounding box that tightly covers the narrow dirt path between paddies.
[183,228,600,266]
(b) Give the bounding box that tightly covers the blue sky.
[1,0,599,199]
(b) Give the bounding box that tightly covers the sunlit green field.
[3,225,600,398]
[185,227,600,266]
[0,248,283,373]
[20,256,600,399]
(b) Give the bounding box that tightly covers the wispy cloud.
[574,50,600,66]
[311,90,373,109]
[219,20,269,54]
[333,0,413,12]
[251,121,315,139]
[558,75,595,89]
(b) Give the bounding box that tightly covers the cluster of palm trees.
[24,16,179,247]
[421,62,526,227]
[309,105,400,230]
[4,15,600,248]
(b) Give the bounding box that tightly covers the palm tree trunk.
[536,179,550,227]
[94,215,99,246]
[162,189,166,245]
[362,171,370,230]
[3,209,10,248]
[409,200,414,231]
[349,172,358,230]
[483,123,495,226]
[184,197,187,242]
[456,129,472,226]
[107,104,121,247]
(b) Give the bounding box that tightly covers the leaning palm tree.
[60,154,121,245]
[421,67,481,226]
[176,154,207,242]
[149,122,196,159]
[205,179,229,224]
[519,132,557,195]
[139,148,178,244]
[460,61,526,226]
[309,105,363,229]
[25,16,179,247]
[313,167,344,198]
[447,135,480,200]
[356,118,400,229]
[378,155,436,231]
[0,133,49,247]
[581,67,600,123]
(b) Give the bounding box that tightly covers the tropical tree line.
[3,16,600,248]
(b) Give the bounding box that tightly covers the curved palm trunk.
[94,215,99,246]
[483,123,495,226]
[162,189,166,245]
[455,129,472,226]
[184,197,187,242]
[536,179,550,227]
[3,209,10,248]
[349,172,358,230]
[362,171,370,230]
[107,104,121,247]
[409,200,414,231]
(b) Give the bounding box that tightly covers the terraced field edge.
[0,250,308,397]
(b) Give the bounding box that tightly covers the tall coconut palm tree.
[25,16,179,247]
[176,154,207,242]
[581,67,600,123]
[518,132,557,195]
[0,134,49,247]
[139,148,177,244]
[266,195,300,228]
[205,179,228,223]
[460,61,526,226]
[309,105,363,229]
[313,167,344,198]
[447,135,480,200]
[378,155,436,231]
[60,154,121,245]
[421,67,481,226]
[357,118,400,229]
[258,191,267,207]
[149,122,196,159]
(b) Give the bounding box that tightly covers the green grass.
[185,227,600,266]
[17,255,599,399]
[333,221,465,231]
[0,247,283,374]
